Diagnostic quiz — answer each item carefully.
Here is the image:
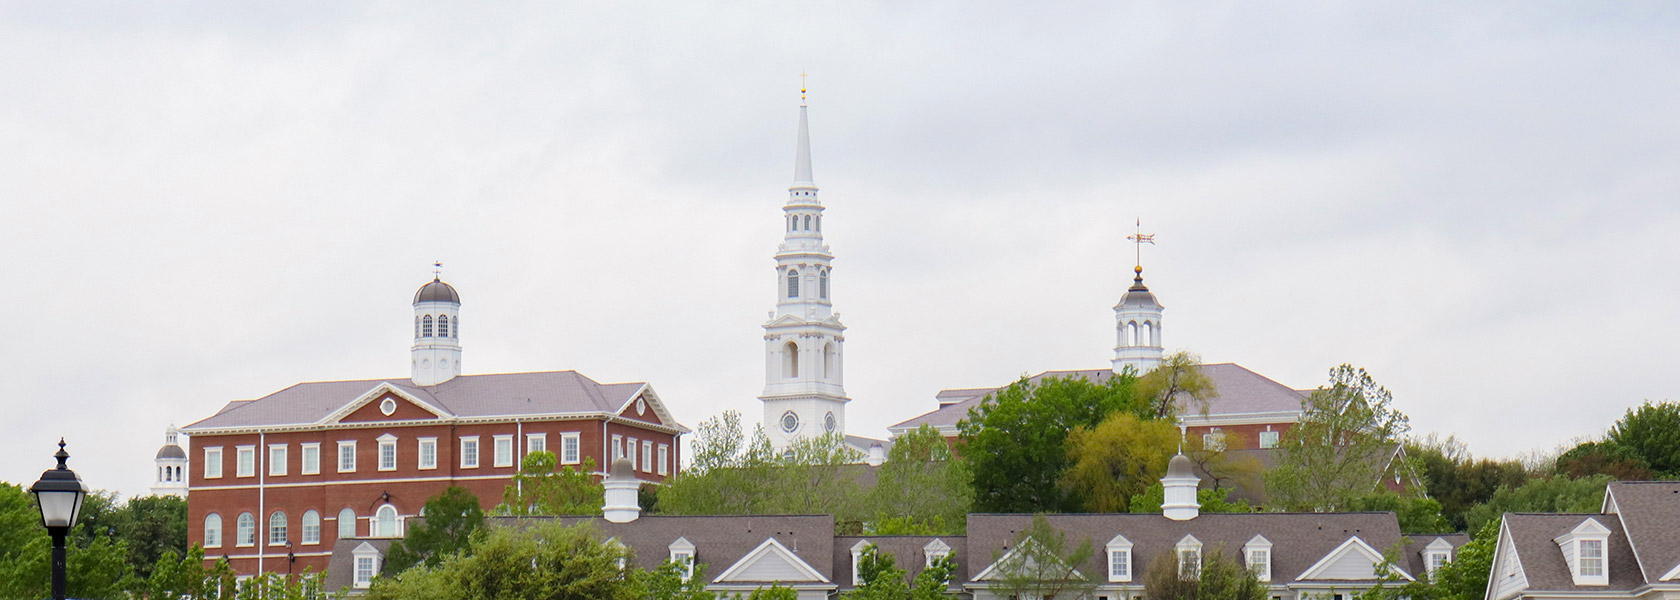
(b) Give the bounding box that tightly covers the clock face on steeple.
[825,412,837,433]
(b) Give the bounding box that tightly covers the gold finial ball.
[1134,265,1144,274]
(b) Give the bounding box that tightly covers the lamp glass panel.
[36,490,83,528]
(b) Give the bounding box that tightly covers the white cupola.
[150,424,189,498]
[1112,265,1165,374]
[1162,452,1201,521]
[411,275,462,387]
[759,93,851,452]
[603,457,642,523]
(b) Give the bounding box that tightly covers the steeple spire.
[793,105,815,187]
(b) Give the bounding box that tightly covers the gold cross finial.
[800,71,808,105]
[1126,218,1156,269]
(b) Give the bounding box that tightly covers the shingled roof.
[889,363,1306,432]
[1500,513,1644,592]
[183,370,681,433]
[1604,481,1680,582]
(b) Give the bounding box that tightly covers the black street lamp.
[29,439,88,600]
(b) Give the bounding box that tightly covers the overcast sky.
[2,2,1676,500]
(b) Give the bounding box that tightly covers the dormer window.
[1177,534,1203,580]
[1554,518,1611,586]
[851,540,872,586]
[669,537,696,581]
[1424,537,1455,580]
[1245,535,1273,582]
[1106,534,1134,582]
[925,538,952,568]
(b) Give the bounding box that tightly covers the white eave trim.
[711,537,830,584]
[1296,536,1415,582]
[182,410,688,436]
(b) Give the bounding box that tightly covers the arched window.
[414,316,421,338]
[204,513,223,548]
[176,466,183,481]
[784,341,799,379]
[302,511,321,545]
[236,512,256,547]
[438,315,450,338]
[1141,322,1154,347]
[786,270,799,298]
[422,315,434,338]
[816,215,822,231]
[338,508,357,539]
[269,511,288,546]
[375,505,400,538]
[451,316,459,338]
[1126,322,1139,346]
[803,215,811,230]
[819,269,829,299]
[788,216,795,231]
[822,343,834,379]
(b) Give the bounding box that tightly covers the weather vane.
[1126,218,1155,268]
[432,261,443,279]
[800,71,808,105]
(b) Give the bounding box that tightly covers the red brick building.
[180,277,688,577]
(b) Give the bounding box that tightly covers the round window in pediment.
[379,398,396,416]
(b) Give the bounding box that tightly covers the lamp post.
[30,439,88,600]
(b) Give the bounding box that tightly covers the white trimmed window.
[301,443,320,475]
[1555,517,1611,585]
[527,433,547,455]
[850,540,872,586]
[418,437,437,470]
[561,433,581,465]
[338,441,357,473]
[302,510,321,545]
[268,444,287,477]
[1581,539,1604,577]
[612,435,624,460]
[268,511,288,546]
[1425,537,1454,579]
[669,537,696,581]
[375,504,401,538]
[658,444,670,475]
[627,437,639,470]
[1177,535,1203,579]
[378,434,398,471]
[925,538,952,568]
[204,447,223,479]
[460,436,480,468]
[236,512,256,547]
[236,446,256,478]
[493,435,514,468]
[204,513,223,548]
[1245,535,1273,582]
[353,546,381,589]
[1202,428,1227,451]
[1259,430,1279,449]
[337,508,357,539]
[1106,534,1134,582]
[642,440,654,473]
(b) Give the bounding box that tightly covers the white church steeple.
[411,269,463,386]
[760,94,850,451]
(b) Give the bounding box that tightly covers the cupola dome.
[413,278,461,304]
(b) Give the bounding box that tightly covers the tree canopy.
[1265,365,1415,511]
[497,452,602,516]
[386,486,487,574]
[960,374,1146,513]
[1062,412,1180,512]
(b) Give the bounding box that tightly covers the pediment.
[713,538,828,584]
[1297,536,1413,582]
[323,383,450,425]
[974,539,1086,582]
[614,385,680,429]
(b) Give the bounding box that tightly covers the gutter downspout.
[257,431,266,576]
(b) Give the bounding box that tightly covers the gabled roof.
[1501,513,1643,591]
[534,515,837,584]
[1401,533,1471,576]
[712,537,830,584]
[1604,481,1680,582]
[323,537,393,591]
[889,363,1305,432]
[182,371,685,433]
[963,512,1402,586]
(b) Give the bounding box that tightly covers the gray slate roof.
[1400,533,1471,576]
[1605,481,1680,581]
[964,512,1404,584]
[891,363,1306,431]
[542,515,837,583]
[323,537,392,592]
[1503,513,1643,591]
[183,370,657,432]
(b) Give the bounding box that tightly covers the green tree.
[1063,412,1179,512]
[1139,351,1218,419]
[1606,401,1680,476]
[1355,519,1499,600]
[912,553,959,600]
[657,415,871,531]
[0,482,135,600]
[641,561,717,600]
[869,425,971,533]
[109,494,189,582]
[1345,492,1452,534]
[1462,474,1610,533]
[497,452,603,516]
[1555,440,1654,480]
[1127,483,1254,514]
[1142,545,1267,600]
[846,545,910,600]
[990,514,1096,600]
[386,486,486,574]
[368,521,640,600]
[961,374,1146,513]
[1265,365,1414,511]
[1409,437,1529,531]
[745,584,799,599]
